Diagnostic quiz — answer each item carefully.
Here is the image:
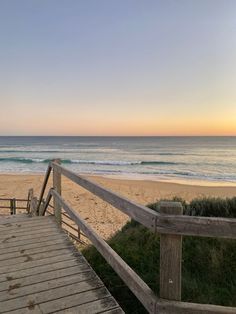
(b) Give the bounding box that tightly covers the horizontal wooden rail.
[51,162,236,239]
[0,198,28,202]
[51,162,157,230]
[50,189,163,313]
[42,189,235,314]
[0,197,29,215]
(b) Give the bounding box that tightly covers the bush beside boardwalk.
[83,197,236,313]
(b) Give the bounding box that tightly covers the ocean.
[0,136,236,185]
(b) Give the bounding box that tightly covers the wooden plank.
[0,266,91,292]
[157,214,236,239]
[160,202,183,300]
[52,162,156,231]
[27,188,34,213]
[53,296,121,314]
[0,236,69,256]
[0,226,63,245]
[0,248,75,269]
[0,272,98,302]
[53,159,62,225]
[0,215,50,225]
[0,222,58,239]
[0,218,56,233]
[156,299,236,314]
[0,259,84,283]
[5,305,43,314]
[0,215,30,224]
[0,278,103,312]
[0,232,67,250]
[103,308,124,313]
[0,242,74,264]
[40,289,117,314]
[51,162,236,239]
[51,190,157,313]
[0,250,82,275]
[30,196,38,216]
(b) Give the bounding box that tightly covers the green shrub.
[83,197,236,313]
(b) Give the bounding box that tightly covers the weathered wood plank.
[0,250,82,275]
[0,272,98,302]
[0,236,69,256]
[4,290,118,314]
[53,159,62,224]
[0,266,90,292]
[160,202,183,300]
[0,214,30,224]
[0,224,59,239]
[4,305,43,314]
[54,296,122,314]
[0,248,76,269]
[157,214,236,239]
[38,287,111,313]
[0,219,56,233]
[0,232,66,250]
[0,228,63,245]
[0,243,74,264]
[52,162,156,231]
[0,215,51,226]
[51,162,236,239]
[0,279,103,311]
[51,189,157,313]
[103,308,125,314]
[0,259,84,283]
[0,215,123,314]
[156,299,236,314]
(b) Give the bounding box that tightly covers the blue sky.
[0,1,236,135]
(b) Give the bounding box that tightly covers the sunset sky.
[0,1,236,136]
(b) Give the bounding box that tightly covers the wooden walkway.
[0,214,123,314]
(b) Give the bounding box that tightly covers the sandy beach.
[0,174,236,240]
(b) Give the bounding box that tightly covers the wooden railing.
[35,160,236,314]
[0,197,30,215]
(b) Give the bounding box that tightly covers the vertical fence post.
[159,201,183,301]
[78,226,81,240]
[53,159,62,225]
[13,198,16,215]
[10,199,13,215]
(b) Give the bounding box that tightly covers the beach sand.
[0,174,236,240]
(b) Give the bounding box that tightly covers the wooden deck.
[0,214,123,314]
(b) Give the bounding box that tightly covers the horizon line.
[0,135,236,137]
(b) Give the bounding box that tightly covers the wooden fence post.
[159,201,183,301]
[10,199,13,215]
[13,198,16,215]
[53,159,62,224]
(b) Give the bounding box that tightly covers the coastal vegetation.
[83,197,236,313]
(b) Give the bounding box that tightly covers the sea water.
[0,136,236,185]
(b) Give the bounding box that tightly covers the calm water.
[0,136,236,185]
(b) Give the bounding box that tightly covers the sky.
[0,0,236,136]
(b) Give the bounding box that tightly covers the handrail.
[50,162,236,239]
[41,187,236,314]
[36,164,52,213]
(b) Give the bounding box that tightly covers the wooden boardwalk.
[0,214,123,314]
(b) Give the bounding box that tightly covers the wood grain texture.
[51,162,236,239]
[51,189,158,313]
[53,159,62,225]
[159,202,183,301]
[0,215,123,314]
